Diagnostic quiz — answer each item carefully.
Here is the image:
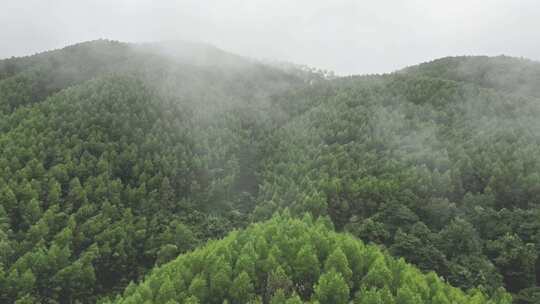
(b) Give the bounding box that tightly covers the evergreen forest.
[0,40,539,303]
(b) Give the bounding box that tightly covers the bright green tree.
[293,244,320,297]
[230,271,255,304]
[324,247,353,287]
[313,270,350,304]
[188,274,208,303]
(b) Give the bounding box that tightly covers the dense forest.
[109,214,510,304]
[0,40,539,303]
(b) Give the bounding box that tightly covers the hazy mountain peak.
[401,55,540,97]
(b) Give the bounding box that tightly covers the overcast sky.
[1,0,539,75]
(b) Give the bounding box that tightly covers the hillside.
[0,40,308,303]
[402,56,540,98]
[0,41,539,303]
[256,72,540,300]
[108,214,511,304]
[0,39,307,114]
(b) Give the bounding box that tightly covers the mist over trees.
[0,40,539,303]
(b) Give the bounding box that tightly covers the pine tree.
[361,256,392,289]
[285,293,303,304]
[17,269,36,298]
[324,247,352,287]
[293,245,320,297]
[66,177,87,210]
[266,266,293,299]
[438,218,481,259]
[210,258,232,302]
[47,179,61,205]
[188,274,208,303]
[184,295,200,304]
[396,285,422,304]
[354,285,396,304]
[235,244,257,280]
[0,186,16,217]
[156,244,179,266]
[160,177,175,210]
[155,279,177,303]
[174,222,196,253]
[313,270,350,304]
[355,287,382,304]
[431,290,450,304]
[269,289,287,304]
[230,271,255,304]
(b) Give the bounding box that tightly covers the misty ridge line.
[4,38,539,79]
[2,38,540,147]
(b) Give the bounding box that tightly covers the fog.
[2,0,540,75]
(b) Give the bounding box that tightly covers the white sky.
[1,0,539,75]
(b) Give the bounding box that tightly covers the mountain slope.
[0,40,309,303]
[402,56,540,98]
[1,42,540,303]
[255,69,540,297]
[108,214,511,304]
[0,39,305,115]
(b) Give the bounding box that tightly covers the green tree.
[47,179,62,205]
[230,271,255,304]
[313,270,350,304]
[293,245,320,298]
[285,293,303,304]
[210,259,232,302]
[184,295,200,304]
[155,279,177,303]
[324,247,353,287]
[361,256,392,289]
[486,233,537,292]
[160,177,175,210]
[438,218,481,259]
[235,244,257,280]
[188,274,208,303]
[269,289,287,304]
[395,286,421,304]
[266,266,293,299]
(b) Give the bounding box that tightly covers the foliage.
[256,64,540,296]
[1,40,539,302]
[110,214,508,303]
[0,40,304,303]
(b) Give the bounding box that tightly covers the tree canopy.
[1,40,539,303]
[108,214,511,304]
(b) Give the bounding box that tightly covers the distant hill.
[402,55,540,97]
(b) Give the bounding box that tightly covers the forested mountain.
[108,214,510,304]
[402,56,540,98]
[256,73,540,293]
[0,40,307,303]
[0,40,539,303]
